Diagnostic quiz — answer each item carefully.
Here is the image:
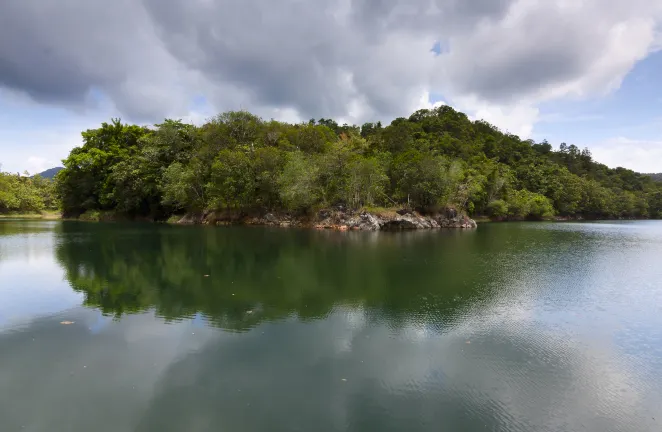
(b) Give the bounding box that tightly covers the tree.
[506,190,554,220]
[56,120,150,216]
[286,123,335,153]
[161,161,208,212]
[278,152,322,212]
[0,172,51,214]
[51,107,662,222]
[487,200,508,219]
[207,150,256,210]
[344,157,389,208]
[253,147,286,209]
[391,150,463,211]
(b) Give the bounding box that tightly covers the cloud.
[0,0,661,135]
[0,0,192,122]
[538,113,604,124]
[25,157,54,175]
[0,92,100,173]
[590,137,662,173]
[455,96,540,138]
[435,0,662,103]
[0,127,82,174]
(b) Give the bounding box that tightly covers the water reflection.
[0,220,82,327]
[52,221,589,332]
[1,220,662,431]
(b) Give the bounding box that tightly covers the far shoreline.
[2,210,656,230]
[0,212,61,220]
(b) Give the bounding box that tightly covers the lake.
[1,220,662,431]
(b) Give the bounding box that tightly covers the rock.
[445,206,458,219]
[345,216,361,229]
[177,213,204,224]
[177,208,476,231]
[359,213,382,230]
[382,217,419,230]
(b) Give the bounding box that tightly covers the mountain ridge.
[33,167,64,180]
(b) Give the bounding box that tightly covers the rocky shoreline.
[176,208,477,231]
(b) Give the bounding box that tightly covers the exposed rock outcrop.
[313,209,476,230]
[176,208,477,231]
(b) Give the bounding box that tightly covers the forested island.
[2,105,662,226]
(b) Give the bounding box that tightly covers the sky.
[1,0,661,174]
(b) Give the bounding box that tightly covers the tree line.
[0,169,57,214]
[15,105,662,220]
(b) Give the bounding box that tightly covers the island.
[2,106,661,228]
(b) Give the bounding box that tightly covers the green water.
[1,220,662,431]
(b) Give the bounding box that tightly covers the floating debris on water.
[60,321,75,325]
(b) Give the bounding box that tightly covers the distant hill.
[644,173,662,182]
[34,167,63,180]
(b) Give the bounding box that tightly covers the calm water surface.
[1,220,662,431]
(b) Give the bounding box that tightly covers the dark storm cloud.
[349,0,515,34]
[140,0,523,119]
[0,1,108,104]
[141,0,362,119]
[0,0,189,122]
[0,0,660,123]
[448,26,591,103]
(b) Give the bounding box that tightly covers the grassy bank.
[0,211,61,220]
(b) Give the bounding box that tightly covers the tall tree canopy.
[54,107,662,220]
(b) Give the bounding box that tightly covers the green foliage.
[79,209,102,222]
[253,147,286,209]
[391,150,463,211]
[278,152,322,212]
[343,157,389,208]
[0,171,57,214]
[507,190,555,220]
[286,123,336,153]
[487,200,509,218]
[56,119,150,216]
[161,161,208,212]
[52,107,662,221]
[208,150,256,209]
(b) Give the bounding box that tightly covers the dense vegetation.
[0,170,57,214]
[53,106,662,220]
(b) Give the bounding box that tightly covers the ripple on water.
[2,220,662,431]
